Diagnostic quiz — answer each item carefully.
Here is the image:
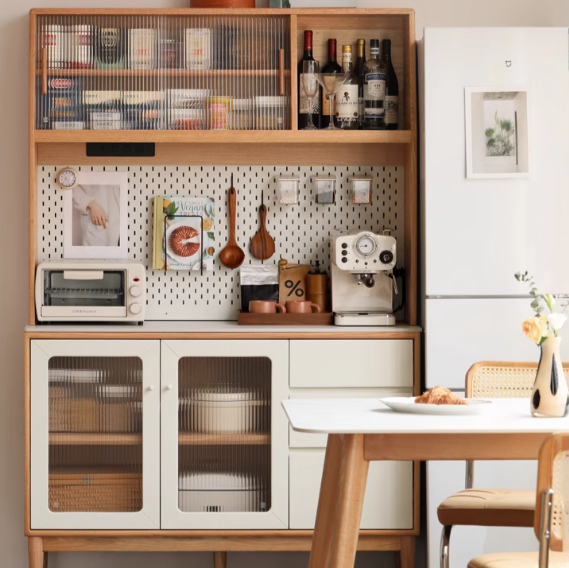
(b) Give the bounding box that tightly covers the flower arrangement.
[515,271,567,345]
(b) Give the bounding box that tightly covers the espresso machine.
[331,230,397,326]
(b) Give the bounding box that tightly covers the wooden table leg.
[308,434,343,568]
[28,537,45,568]
[309,433,370,568]
[213,551,227,568]
[328,434,369,568]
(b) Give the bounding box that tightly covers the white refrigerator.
[420,28,569,568]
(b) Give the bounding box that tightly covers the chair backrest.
[466,361,569,398]
[535,433,569,552]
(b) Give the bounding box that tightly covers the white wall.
[1,1,567,568]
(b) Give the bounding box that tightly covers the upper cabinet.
[29,9,416,143]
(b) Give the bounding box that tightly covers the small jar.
[208,97,232,130]
[350,176,373,205]
[313,176,336,205]
[255,96,286,130]
[231,99,253,130]
[276,176,300,205]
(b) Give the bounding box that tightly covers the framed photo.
[63,171,128,259]
[465,87,529,179]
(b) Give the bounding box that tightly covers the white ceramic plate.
[165,221,201,264]
[379,397,492,415]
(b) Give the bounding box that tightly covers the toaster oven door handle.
[63,270,105,280]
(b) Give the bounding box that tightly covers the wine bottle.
[334,45,359,130]
[382,39,399,130]
[363,39,386,130]
[320,39,342,129]
[298,30,320,129]
[354,39,366,130]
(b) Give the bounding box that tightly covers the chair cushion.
[437,489,535,527]
[468,551,568,568]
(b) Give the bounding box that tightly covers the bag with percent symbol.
[278,259,310,305]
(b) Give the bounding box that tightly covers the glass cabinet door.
[30,340,160,529]
[161,340,289,529]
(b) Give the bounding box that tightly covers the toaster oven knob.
[129,302,142,315]
[129,285,142,298]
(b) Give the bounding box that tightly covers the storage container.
[350,176,373,204]
[231,99,253,130]
[276,176,300,205]
[313,176,337,204]
[256,96,286,130]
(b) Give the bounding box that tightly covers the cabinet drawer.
[289,451,414,530]
[290,340,413,388]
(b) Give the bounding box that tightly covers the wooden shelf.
[49,433,142,445]
[178,433,270,445]
[34,130,412,144]
[37,69,290,77]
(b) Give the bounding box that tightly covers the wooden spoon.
[250,202,275,260]
[219,177,245,269]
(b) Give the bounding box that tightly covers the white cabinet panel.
[425,299,569,389]
[289,451,413,530]
[161,340,289,530]
[423,28,569,296]
[288,387,413,448]
[290,340,413,388]
[30,340,161,530]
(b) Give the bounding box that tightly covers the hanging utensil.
[219,174,245,270]
[250,192,275,261]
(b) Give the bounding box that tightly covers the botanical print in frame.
[63,171,129,259]
[465,87,529,179]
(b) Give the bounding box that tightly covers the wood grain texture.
[535,433,568,551]
[237,312,333,326]
[178,433,270,445]
[290,15,298,130]
[364,433,551,461]
[213,551,227,568]
[35,69,290,77]
[33,130,412,144]
[49,433,142,446]
[249,204,275,261]
[29,13,37,326]
[25,331,419,340]
[28,537,44,568]
[24,338,31,533]
[398,536,416,568]
[37,142,405,166]
[38,533,403,551]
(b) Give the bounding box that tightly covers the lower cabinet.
[29,337,415,532]
[289,452,414,529]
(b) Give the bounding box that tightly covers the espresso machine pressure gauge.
[355,235,376,257]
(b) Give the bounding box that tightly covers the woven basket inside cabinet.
[49,387,142,433]
[49,470,142,512]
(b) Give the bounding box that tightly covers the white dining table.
[282,398,569,568]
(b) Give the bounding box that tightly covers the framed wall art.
[465,87,529,179]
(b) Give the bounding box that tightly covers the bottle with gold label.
[335,45,359,130]
[321,39,341,128]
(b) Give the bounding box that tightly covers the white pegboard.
[37,165,404,320]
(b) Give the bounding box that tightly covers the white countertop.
[282,398,569,434]
[25,321,421,334]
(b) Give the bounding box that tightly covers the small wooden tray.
[238,311,333,326]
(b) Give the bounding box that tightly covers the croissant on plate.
[415,385,468,405]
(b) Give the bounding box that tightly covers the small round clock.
[55,167,78,190]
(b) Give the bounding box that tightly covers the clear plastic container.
[313,176,336,205]
[256,96,286,130]
[276,176,300,205]
[350,176,373,204]
[231,99,253,130]
[208,97,232,130]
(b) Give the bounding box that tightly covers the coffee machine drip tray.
[334,312,396,326]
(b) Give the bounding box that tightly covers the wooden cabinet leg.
[398,536,416,568]
[44,552,48,568]
[28,537,45,568]
[213,551,227,568]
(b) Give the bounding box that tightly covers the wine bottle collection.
[298,31,399,130]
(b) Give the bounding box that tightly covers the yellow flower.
[522,317,548,344]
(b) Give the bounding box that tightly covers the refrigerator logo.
[505,60,512,67]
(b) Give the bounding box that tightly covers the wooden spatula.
[250,197,275,260]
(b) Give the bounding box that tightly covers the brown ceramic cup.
[285,300,321,314]
[249,300,286,314]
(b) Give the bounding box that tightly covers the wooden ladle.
[250,199,275,260]
[219,176,245,269]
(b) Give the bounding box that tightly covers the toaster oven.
[36,261,146,323]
